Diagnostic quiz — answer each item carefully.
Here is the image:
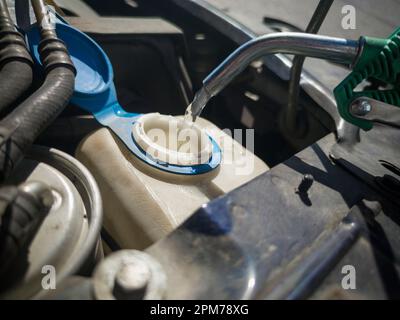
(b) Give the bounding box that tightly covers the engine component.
[0,0,33,113]
[0,0,76,182]
[76,116,268,249]
[0,145,102,299]
[0,181,53,291]
[93,250,166,300]
[349,97,400,129]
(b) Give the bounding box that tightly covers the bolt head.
[113,261,151,300]
[296,174,314,194]
[351,100,372,116]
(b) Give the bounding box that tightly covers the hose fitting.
[0,0,32,67]
[38,36,76,75]
[0,0,33,113]
[32,0,75,75]
[0,0,76,181]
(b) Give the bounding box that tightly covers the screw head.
[113,261,151,300]
[351,100,372,116]
[297,174,314,194]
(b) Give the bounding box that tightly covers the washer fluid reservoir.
[76,113,268,249]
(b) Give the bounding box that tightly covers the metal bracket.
[350,97,400,129]
[334,27,400,131]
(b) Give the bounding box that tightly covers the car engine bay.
[0,0,399,300]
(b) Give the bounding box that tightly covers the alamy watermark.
[41,265,56,290]
[141,121,257,176]
[341,265,356,290]
[341,5,357,30]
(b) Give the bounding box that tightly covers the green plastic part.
[334,27,400,130]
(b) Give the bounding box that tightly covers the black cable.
[15,0,32,31]
[284,0,334,135]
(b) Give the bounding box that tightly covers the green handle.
[334,27,400,130]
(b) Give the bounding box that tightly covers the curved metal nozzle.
[188,32,361,122]
[185,87,210,122]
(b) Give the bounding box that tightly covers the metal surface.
[1,146,102,299]
[350,98,400,129]
[55,0,98,18]
[331,124,400,205]
[188,32,360,122]
[93,250,166,300]
[20,181,54,209]
[42,276,94,300]
[113,261,151,300]
[267,203,367,299]
[147,123,400,299]
[285,0,334,133]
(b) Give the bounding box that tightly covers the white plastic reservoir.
[76,113,269,249]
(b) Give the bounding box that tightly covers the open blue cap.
[26,20,221,175]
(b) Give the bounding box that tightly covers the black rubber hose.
[0,0,33,113]
[0,0,76,182]
[0,182,53,291]
[283,0,334,135]
[15,0,32,31]
[0,62,33,112]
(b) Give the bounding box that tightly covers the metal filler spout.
[185,32,362,123]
